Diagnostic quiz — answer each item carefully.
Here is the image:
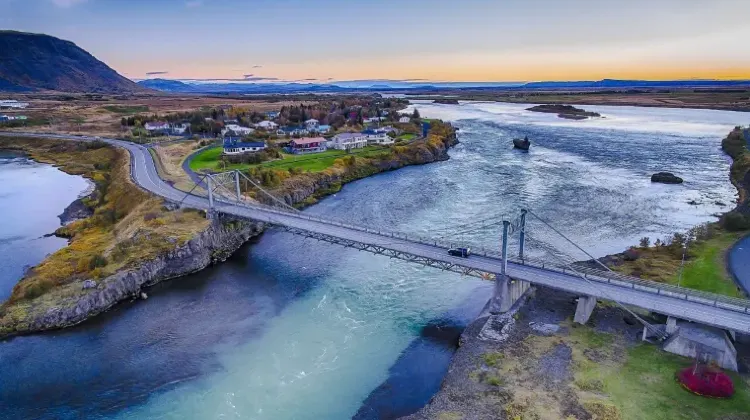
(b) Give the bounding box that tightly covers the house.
[277,126,309,137]
[255,120,278,130]
[171,123,190,135]
[0,115,8,122]
[329,132,367,150]
[266,111,280,119]
[364,116,386,124]
[144,121,170,132]
[305,119,320,130]
[288,137,327,154]
[222,138,266,155]
[0,100,29,109]
[399,116,410,123]
[221,124,255,137]
[314,124,331,134]
[362,129,394,145]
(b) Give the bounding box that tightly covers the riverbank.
[0,120,458,337]
[403,287,750,420]
[0,137,262,337]
[578,127,750,297]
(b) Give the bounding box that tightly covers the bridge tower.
[490,216,531,314]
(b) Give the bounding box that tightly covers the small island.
[527,104,601,120]
[433,98,460,105]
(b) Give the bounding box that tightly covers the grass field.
[398,133,416,141]
[612,229,746,298]
[476,319,750,420]
[189,145,392,173]
[102,105,150,114]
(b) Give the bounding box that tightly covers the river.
[0,103,745,420]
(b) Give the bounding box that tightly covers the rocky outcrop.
[9,216,263,335]
[527,104,601,120]
[651,172,684,184]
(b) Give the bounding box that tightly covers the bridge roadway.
[3,132,750,334]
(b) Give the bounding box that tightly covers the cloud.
[243,77,279,82]
[243,74,254,78]
[252,65,263,68]
[185,0,202,7]
[51,0,87,7]
[178,77,280,83]
[146,71,169,76]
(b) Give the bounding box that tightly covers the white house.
[362,129,394,145]
[314,124,331,134]
[222,124,255,137]
[364,117,386,124]
[255,120,278,130]
[0,100,29,109]
[305,119,319,130]
[171,123,190,135]
[277,126,309,137]
[399,116,410,123]
[222,139,267,155]
[144,121,170,132]
[329,132,367,150]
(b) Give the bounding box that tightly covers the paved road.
[3,131,750,334]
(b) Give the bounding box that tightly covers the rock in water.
[140,292,148,300]
[651,172,683,184]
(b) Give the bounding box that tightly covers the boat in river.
[513,136,530,150]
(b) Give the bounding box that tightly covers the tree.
[639,237,650,248]
[412,108,420,119]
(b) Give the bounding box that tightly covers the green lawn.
[674,231,745,297]
[397,133,416,141]
[189,145,392,173]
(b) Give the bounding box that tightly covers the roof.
[334,132,364,140]
[280,126,306,132]
[317,125,331,130]
[362,129,385,135]
[223,138,265,148]
[305,119,319,123]
[291,137,326,145]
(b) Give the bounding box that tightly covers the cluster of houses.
[144,121,190,135]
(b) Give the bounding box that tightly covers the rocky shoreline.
[0,216,264,338]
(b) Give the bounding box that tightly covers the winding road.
[3,132,750,335]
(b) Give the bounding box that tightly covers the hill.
[137,78,198,93]
[0,31,146,93]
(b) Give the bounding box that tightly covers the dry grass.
[151,140,205,192]
[0,137,209,334]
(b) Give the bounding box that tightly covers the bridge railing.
[210,198,750,314]
[512,255,750,314]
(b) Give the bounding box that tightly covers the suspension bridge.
[4,132,750,341]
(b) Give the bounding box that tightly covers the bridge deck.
[5,132,750,334]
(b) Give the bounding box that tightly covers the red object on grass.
[677,365,735,398]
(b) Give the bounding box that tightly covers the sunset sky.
[3,0,750,83]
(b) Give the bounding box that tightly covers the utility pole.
[234,170,241,201]
[519,209,527,260]
[501,220,510,275]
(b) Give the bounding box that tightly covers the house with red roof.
[288,137,327,154]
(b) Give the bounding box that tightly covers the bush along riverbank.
[578,126,750,297]
[0,138,263,338]
[242,120,458,207]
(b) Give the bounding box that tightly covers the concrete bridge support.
[574,295,597,324]
[490,275,531,314]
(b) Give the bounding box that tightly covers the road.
[3,131,750,334]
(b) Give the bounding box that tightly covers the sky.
[3,0,750,83]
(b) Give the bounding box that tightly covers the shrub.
[88,254,108,270]
[677,365,734,398]
[721,212,750,231]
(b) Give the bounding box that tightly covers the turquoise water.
[0,103,746,419]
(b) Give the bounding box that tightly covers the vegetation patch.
[102,105,149,114]
[0,137,209,335]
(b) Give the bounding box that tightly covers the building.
[266,111,280,119]
[288,137,327,154]
[221,124,255,137]
[144,121,170,132]
[171,123,190,135]
[362,129,394,145]
[222,138,266,155]
[364,117,386,124]
[255,120,278,130]
[277,126,309,137]
[399,116,410,123]
[0,115,8,122]
[0,100,29,109]
[329,132,367,150]
[305,119,320,130]
[314,124,331,134]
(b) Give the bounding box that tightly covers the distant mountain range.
[0,31,146,93]
[136,78,750,94]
